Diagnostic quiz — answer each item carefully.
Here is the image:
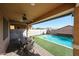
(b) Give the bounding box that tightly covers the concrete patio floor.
[0,43,53,56]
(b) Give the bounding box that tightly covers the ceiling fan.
[19,13,32,24]
[22,13,27,21]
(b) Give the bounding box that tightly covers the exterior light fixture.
[30,3,35,6]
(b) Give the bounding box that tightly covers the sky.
[32,14,74,29]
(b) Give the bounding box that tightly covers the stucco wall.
[0,17,4,54]
[0,17,10,54]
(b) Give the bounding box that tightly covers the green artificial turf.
[33,36,73,56]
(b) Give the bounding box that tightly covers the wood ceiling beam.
[30,3,75,24]
[9,20,27,25]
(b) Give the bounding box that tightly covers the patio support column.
[74,4,79,55]
[26,24,32,37]
[26,24,28,37]
[28,24,32,29]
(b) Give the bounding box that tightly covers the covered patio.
[0,3,79,56]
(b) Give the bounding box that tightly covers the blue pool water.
[38,35,73,48]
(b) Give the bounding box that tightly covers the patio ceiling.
[0,3,75,24]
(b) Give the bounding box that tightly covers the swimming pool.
[37,35,73,49]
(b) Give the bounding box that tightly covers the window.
[3,17,8,40]
[10,25,15,29]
